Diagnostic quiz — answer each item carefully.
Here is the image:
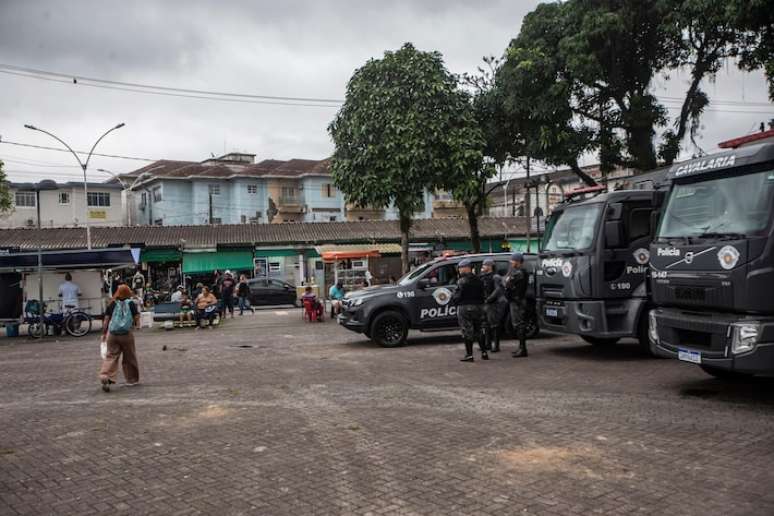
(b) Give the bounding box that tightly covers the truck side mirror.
[417,278,430,290]
[604,220,624,249]
[605,202,624,220]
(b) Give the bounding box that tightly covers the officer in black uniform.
[451,259,488,362]
[504,252,529,358]
[480,258,507,353]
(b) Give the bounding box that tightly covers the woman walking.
[99,284,141,392]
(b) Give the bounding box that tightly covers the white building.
[0,181,126,229]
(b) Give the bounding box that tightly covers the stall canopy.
[141,248,182,263]
[316,243,401,262]
[182,249,254,274]
[0,248,139,271]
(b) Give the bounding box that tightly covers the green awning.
[508,238,541,252]
[141,248,182,263]
[254,249,301,258]
[183,250,254,274]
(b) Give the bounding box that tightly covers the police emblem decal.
[433,287,452,306]
[633,248,650,265]
[717,245,740,270]
[561,261,573,278]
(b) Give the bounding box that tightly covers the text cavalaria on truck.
[649,142,774,379]
[337,253,539,347]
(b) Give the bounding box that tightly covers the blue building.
[121,153,463,226]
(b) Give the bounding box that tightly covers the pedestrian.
[194,286,218,329]
[98,284,141,392]
[451,259,487,362]
[328,280,346,318]
[504,253,529,358]
[237,274,253,315]
[480,258,508,353]
[170,285,186,302]
[132,269,146,299]
[57,272,82,311]
[220,270,237,318]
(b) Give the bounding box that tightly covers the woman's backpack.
[109,300,134,335]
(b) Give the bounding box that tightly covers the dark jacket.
[451,272,485,306]
[504,268,528,302]
[237,281,249,297]
[481,272,507,304]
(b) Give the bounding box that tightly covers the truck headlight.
[353,297,365,307]
[731,322,760,354]
[648,310,659,344]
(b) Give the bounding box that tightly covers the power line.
[0,139,157,162]
[0,65,344,108]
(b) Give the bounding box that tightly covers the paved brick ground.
[1,309,774,515]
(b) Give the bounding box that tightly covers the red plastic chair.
[302,298,324,322]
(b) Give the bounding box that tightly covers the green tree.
[728,0,774,100]
[329,43,483,272]
[0,160,11,214]
[498,0,756,171]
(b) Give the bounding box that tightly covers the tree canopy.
[329,43,483,271]
[0,160,11,214]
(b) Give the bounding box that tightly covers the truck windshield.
[542,203,603,251]
[399,262,433,286]
[657,168,774,239]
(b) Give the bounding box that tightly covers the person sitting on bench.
[194,286,218,329]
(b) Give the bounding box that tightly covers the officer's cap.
[510,252,524,262]
[482,258,495,266]
[457,258,472,268]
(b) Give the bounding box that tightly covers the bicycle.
[24,300,93,339]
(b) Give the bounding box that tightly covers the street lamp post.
[33,180,58,314]
[24,123,125,249]
[96,168,140,226]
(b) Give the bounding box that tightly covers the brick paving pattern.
[1,310,773,515]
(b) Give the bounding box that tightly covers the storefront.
[140,248,182,292]
[316,244,402,294]
[253,248,304,285]
[182,248,254,287]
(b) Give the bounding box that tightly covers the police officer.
[480,258,507,353]
[504,252,529,358]
[451,259,487,362]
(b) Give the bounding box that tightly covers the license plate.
[678,348,701,364]
[545,308,559,318]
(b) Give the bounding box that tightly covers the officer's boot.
[478,334,489,360]
[491,328,500,353]
[461,340,474,362]
[512,334,528,358]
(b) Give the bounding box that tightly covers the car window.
[269,280,288,288]
[250,279,268,287]
[495,260,510,276]
[425,263,459,286]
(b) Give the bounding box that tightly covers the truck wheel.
[581,336,619,346]
[700,365,750,381]
[370,311,408,348]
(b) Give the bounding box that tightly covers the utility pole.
[525,156,531,252]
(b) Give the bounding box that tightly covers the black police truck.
[649,142,774,378]
[536,185,665,352]
[337,253,539,347]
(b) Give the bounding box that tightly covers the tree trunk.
[399,211,412,274]
[466,203,481,253]
[570,162,597,187]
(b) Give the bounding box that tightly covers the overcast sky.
[0,0,772,183]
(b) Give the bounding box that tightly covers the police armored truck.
[338,253,538,347]
[536,184,665,352]
[649,142,774,378]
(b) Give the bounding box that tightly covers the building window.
[211,217,222,224]
[280,186,298,202]
[14,191,36,208]
[209,184,221,195]
[329,216,337,222]
[240,215,247,224]
[268,262,281,273]
[140,192,148,207]
[434,190,453,201]
[154,219,163,226]
[322,183,336,198]
[152,186,162,202]
[58,192,70,205]
[247,184,258,194]
[87,192,111,207]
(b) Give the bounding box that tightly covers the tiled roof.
[122,156,331,187]
[0,217,528,251]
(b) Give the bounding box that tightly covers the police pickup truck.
[337,252,539,347]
